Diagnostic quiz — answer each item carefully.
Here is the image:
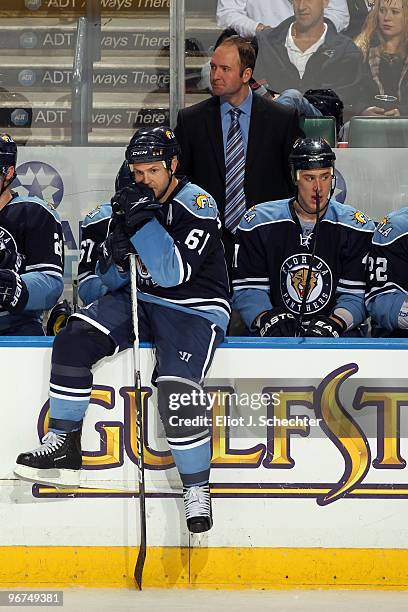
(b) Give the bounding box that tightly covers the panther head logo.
[290,268,319,300]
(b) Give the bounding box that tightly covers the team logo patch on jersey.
[244,206,256,223]
[0,226,17,254]
[15,161,64,208]
[376,216,393,238]
[194,194,212,209]
[281,254,332,315]
[353,211,369,225]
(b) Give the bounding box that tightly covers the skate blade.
[14,464,80,488]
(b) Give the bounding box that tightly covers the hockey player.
[14,127,231,534]
[78,161,133,306]
[0,133,64,335]
[233,138,375,337]
[365,210,408,337]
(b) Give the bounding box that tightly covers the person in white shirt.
[254,0,364,112]
[217,0,350,37]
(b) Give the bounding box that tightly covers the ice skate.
[14,430,82,488]
[183,484,213,533]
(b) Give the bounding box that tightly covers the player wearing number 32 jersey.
[365,209,408,337]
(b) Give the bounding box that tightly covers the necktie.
[224,107,246,233]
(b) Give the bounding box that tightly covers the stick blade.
[134,546,146,590]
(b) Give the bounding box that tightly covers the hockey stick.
[129,253,147,590]
[295,189,321,337]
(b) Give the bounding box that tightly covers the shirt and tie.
[220,89,253,233]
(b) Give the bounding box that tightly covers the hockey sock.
[157,378,211,487]
[48,320,115,433]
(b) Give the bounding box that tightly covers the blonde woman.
[355,0,408,115]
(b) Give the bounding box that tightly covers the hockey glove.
[111,183,161,235]
[0,248,25,274]
[97,223,135,274]
[304,315,346,338]
[0,270,29,313]
[256,308,298,337]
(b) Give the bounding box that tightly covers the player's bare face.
[379,0,404,39]
[210,45,247,100]
[132,160,174,202]
[296,168,332,217]
[293,0,327,31]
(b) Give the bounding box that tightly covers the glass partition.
[0,0,171,145]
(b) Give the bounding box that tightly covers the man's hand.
[97,223,135,274]
[0,270,29,313]
[111,184,161,235]
[304,315,346,338]
[256,308,298,337]
[0,248,25,273]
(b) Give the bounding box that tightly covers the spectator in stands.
[253,0,365,113]
[355,0,407,116]
[175,36,302,274]
[216,0,350,36]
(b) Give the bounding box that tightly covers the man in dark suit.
[175,35,302,273]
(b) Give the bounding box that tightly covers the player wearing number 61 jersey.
[0,133,63,335]
[365,209,408,337]
[15,127,230,535]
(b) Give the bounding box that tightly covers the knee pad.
[52,318,115,369]
[157,379,210,440]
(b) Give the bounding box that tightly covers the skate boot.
[14,430,82,487]
[183,484,213,533]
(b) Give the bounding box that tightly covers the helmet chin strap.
[294,169,336,218]
[156,161,175,201]
[0,167,13,199]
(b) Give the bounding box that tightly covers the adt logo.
[18,70,36,87]
[25,0,42,9]
[14,162,64,208]
[334,168,347,204]
[20,32,39,49]
[11,109,30,127]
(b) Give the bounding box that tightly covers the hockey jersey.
[365,208,408,335]
[78,203,111,306]
[96,178,231,333]
[233,198,375,330]
[0,194,64,333]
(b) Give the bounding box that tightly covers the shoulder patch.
[82,203,112,226]
[86,205,102,219]
[243,205,257,224]
[352,210,369,225]
[194,194,214,210]
[175,183,218,219]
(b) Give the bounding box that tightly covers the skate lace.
[183,485,210,519]
[31,432,67,457]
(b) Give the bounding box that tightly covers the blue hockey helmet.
[125,126,180,170]
[0,133,17,177]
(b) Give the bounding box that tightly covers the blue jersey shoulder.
[11,195,62,223]
[238,199,292,231]
[82,202,112,227]
[173,182,218,219]
[324,199,375,232]
[372,207,408,245]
